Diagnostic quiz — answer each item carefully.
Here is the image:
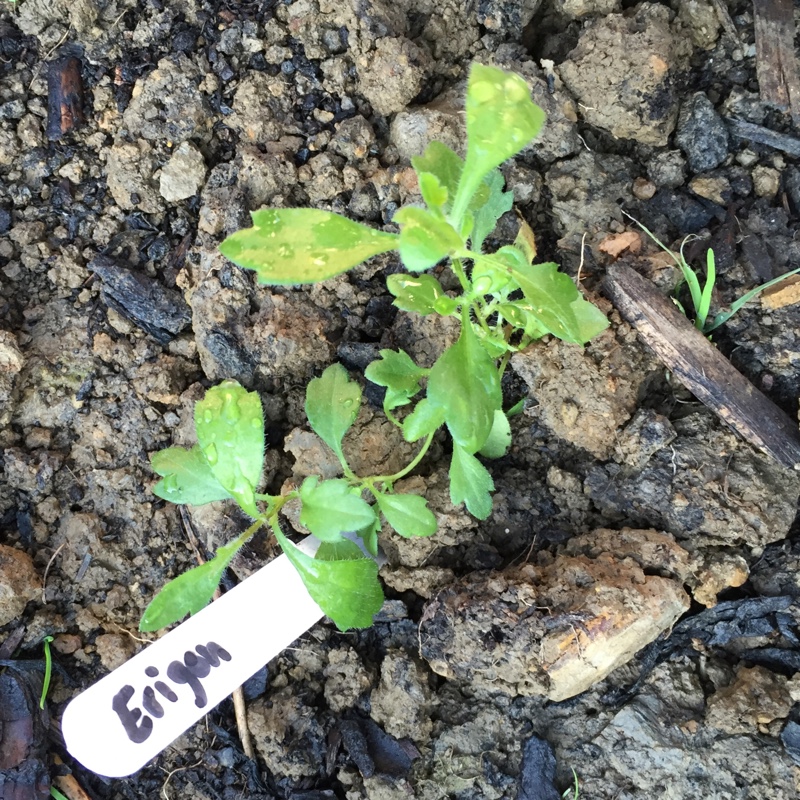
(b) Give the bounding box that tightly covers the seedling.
[623,211,800,334]
[142,64,608,632]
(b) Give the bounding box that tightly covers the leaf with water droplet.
[273,526,383,631]
[305,364,361,463]
[151,445,232,506]
[140,532,249,631]
[386,273,447,316]
[219,209,398,285]
[195,381,264,517]
[299,476,377,542]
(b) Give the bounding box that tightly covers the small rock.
[552,0,620,19]
[52,633,81,654]
[94,633,134,671]
[676,93,729,173]
[517,736,561,800]
[706,666,793,734]
[474,0,542,31]
[419,530,690,700]
[0,330,24,425]
[0,545,39,627]
[632,177,657,200]
[106,139,162,214]
[159,142,206,202]
[647,150,688,189]
[389,86,464,163]
[370,651,436,743]
[689,174,731,205]
[558,4,692,146]
[677,0,721,49]
[356,37,429,117]
[323,647,371,713]
[691,552,749,607]
[752,165,781,198]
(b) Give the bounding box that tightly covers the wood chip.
[604,262,800,470]
[761,275,800,310]
[598,231,642,258]
[753,0,800,125]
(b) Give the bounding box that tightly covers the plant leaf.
[365,349,426,412]
[417,171,449,212]
[386,273,447,315]
[449,444,494,519]
[427,313,502,453]
[464,64,545,185]
[471,169,514,253]
[151,445,232,506]
[508,261,609,344]
[306,364,361,462]
[375,492,437,538]
[394,206,464,272]
[299,476,377,542]
[402,398,446,442]
[195,381,264,518]
[274,527,384,631]
[219,208,398,285]
[479,410,512,459]
[412,142,464,211]
[140,534,246,631]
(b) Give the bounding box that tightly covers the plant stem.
[368,431,435,485]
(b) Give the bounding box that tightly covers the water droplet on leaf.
[204,443,218,465]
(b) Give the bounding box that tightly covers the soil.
[2,0,800,798]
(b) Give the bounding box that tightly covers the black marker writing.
[111,641,232,743]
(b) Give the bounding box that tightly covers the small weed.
[562,769,580,799]
[624,211,800,334]
[142,64,608,632]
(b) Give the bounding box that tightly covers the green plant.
[562,769,580,799]
[141,63,608,632]
[624,211,800,334]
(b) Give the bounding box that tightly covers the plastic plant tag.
[62,537,330,778]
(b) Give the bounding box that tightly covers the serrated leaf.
[386,273,448,315]
[449,444,494,519]
[464,64,545,188]
[274,526,384,631]
[417,172,449,212]
[479,410,512,459]
[402,398,446,442]
[195,381,264,518]
[511,262,609,344]
[375,492,437,538]
[299,476,377,542]
[306,364,361,461]
[140,535,246,631]
[412,142,465,211]
[427,314,502,453]
[365,350,426,412]
[220,208,398,285]
[394,206,464,272]
[151,445,232,506]
[471,169,514,253]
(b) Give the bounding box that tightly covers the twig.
[42,541,67,603]
[52,754,94,800]
[725,117,800,157]
[179,510,255,760]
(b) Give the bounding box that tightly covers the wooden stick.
[604,262,800,470]
[725,117,800,157]
[753,0,800,124]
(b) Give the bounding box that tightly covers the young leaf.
[417,172,449,212]
[394,207,464,272]
[450,64,545,222]
[510,261,609,344]
[299,476,377,542]
[386,273,447,315]
[140,534,246,631]
[151,445,232,506]
[470,169,514,253]
[479,410,512,459]
[219,208,398,285]
[402,398,446,442]
[375,492,437,538]
[355,515,381,558]
[412,141,465,211]
[449,444,494,519]
[274,527,384,631]
[427,314,502,453]
[365,349,426,411]
[514,216,538,264]
[306,364,361,462]
[195,381,264,518]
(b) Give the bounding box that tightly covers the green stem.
[450,257,472,294]
[39,635,54,709]
[368,431,436,485]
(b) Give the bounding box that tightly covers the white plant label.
[61,539,326,778]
